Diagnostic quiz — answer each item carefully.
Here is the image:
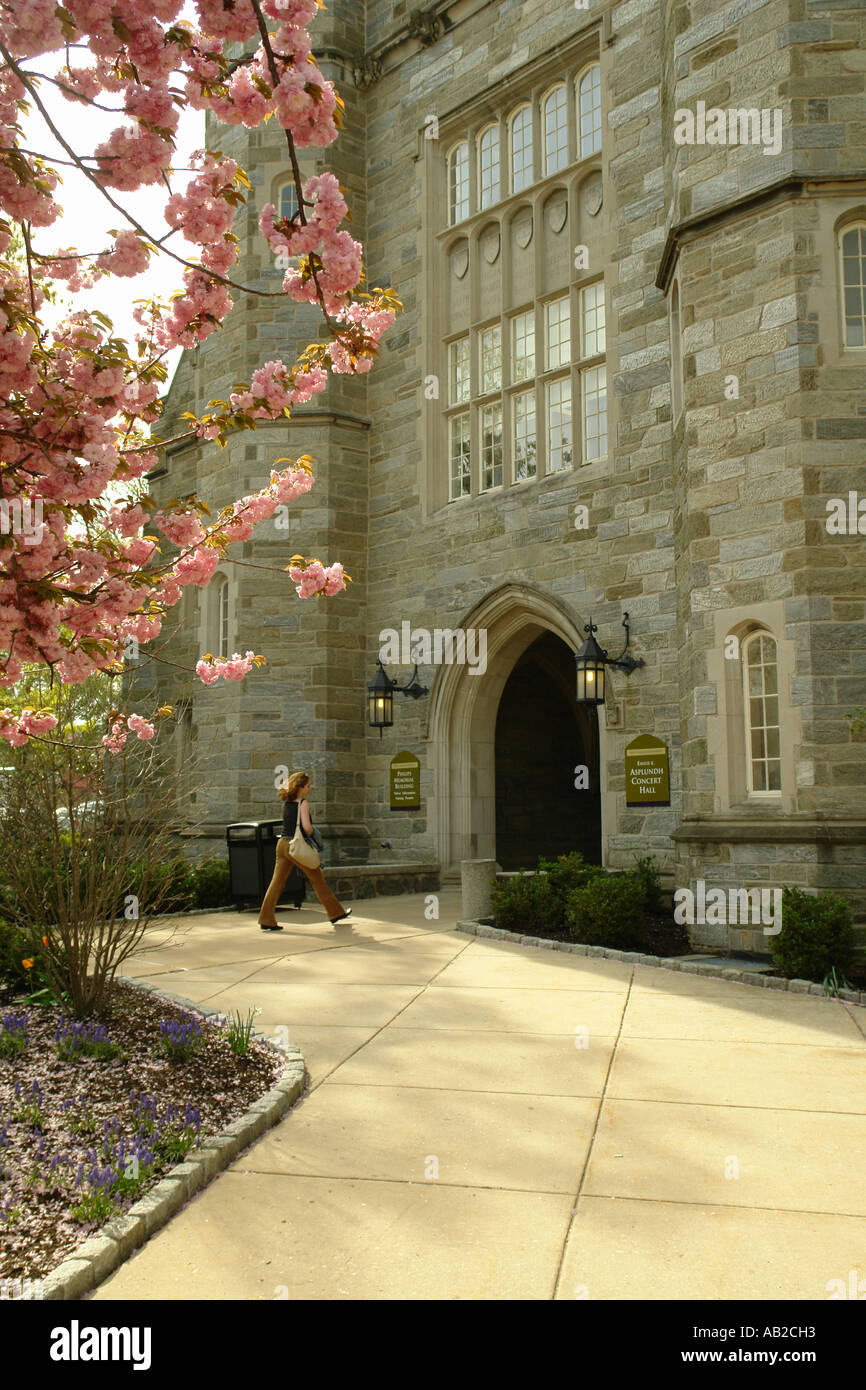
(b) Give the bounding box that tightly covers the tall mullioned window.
[545,377,572,473]
[579,281,607,461]
[578,64,602,158]
[215,576,230,657]
[513,390,536,480]
[446,281,607,499]
[449,337,470,404]
[450,413,471,499]
[510,106,533,193]
[480,325,502,395]
[545,296,570,370]
[279,182,299,222]
[840,224,866,348]
[512,311,535,382]
[481,403,503,490]
[479,125,500,209]
[744,633,781,794]
[441,54,604,502]
[543,85,568,174]
[449,142,469,224]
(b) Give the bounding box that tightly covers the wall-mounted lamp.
[575,613,645,705]
[367,659,428,736]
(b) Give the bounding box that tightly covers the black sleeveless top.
[281,797,305,839]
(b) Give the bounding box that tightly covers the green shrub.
[191,856,231,908]
[565,872,648,951]
[769,888,856,982]
[489,872,561,937]
[537,852,607,922]
[130,856,230,912]
[633,854,663,913]
[151,858,196,912]
[120,857,192,914]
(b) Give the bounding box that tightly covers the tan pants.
[259,836,345,924]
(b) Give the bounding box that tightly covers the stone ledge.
[454,921,866,1008]
[671,817,866,845]
[37,977,308,1302]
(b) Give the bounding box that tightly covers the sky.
[23,7,206,383]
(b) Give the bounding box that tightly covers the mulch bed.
[0,980,284,1284]
[484,911,694,958]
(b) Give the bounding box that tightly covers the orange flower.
[42,936,49,947]
[22,958,34,969]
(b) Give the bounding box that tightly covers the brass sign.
[390,750,421,809]
[625,734,670,806]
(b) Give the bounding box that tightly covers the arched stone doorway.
[494,632,601,869]
[425,583,609,877]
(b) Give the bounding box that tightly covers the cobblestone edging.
[455,922,866,1008]
[37,979,307,1301]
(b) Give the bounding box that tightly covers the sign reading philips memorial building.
[625,735,670,806]
[389,751,421,809]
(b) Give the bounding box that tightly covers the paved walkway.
[94,889,866,1300]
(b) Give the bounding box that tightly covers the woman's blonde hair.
[278,770,310,802]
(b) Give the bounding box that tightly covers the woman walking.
[258,770,352,930]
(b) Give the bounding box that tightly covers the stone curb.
[455,921,866,1008]
[37,978,307,1302]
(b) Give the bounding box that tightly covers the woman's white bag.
[289,799,320,869]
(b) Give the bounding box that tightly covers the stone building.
[135,0,866,949]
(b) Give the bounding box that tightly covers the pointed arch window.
[840,223,866,348]
[478,125,500,209]
[448,142,469,225]
[217,576,230,659]
[577,64,602,158]
[279,182,299,223]
[542,86,568,175]
[509,105,533,193]
[744,633,781,794]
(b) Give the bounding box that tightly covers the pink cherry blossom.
[127,713,155,740]
[0,0,396,732]
[97,230,151,278]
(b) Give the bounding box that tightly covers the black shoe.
[259,923,284,931]
[330,908,352,924]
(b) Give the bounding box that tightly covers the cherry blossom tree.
[0,0,398,753]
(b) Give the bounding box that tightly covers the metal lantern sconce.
[367,659,428,736]
[575,613,645,705]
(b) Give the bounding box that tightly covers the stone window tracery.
[436,51,605,506]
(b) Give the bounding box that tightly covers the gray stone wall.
[140,0,866,940]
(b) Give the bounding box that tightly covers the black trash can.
[226,820,306,911]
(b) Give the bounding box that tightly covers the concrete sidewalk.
[94,889,866,1300]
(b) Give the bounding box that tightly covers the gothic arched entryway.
[494,632,601,869]
[425,583,610,877]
